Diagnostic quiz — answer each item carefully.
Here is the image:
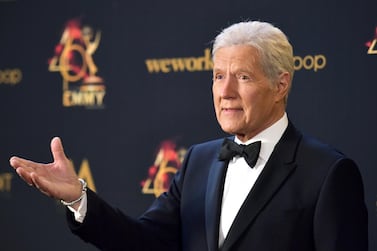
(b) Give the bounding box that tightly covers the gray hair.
[212,21,294,86]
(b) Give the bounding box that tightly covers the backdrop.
[0,0,376,250]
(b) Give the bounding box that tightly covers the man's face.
[212,45,287,142]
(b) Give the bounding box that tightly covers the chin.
[221,127,238,135]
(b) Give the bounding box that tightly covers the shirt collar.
[235,113,288,163]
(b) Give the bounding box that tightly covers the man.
[10,21,368,251]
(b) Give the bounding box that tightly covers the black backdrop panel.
[0,0,376,250]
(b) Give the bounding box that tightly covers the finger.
[9,156,41,173]
[10,156,28,169]
[15,167,35,186]
[9,156,21,170]
[30,173,53,197]
[50,137,67,163]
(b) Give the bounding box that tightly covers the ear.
[274,72,290,103]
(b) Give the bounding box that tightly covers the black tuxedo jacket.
[68,122,368,251]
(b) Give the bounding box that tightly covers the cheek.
[214,102,221,119]
[212,86,220,107]
[242,95,257,113]
[242,96,265,122]
[212,83,218,97]
[246,93,274,119]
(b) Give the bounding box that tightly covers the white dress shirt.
[218,113,288,247]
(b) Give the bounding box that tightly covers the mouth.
[221,107,242,111]
[221,107,243,115]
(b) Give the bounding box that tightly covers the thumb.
[50,137,67,162]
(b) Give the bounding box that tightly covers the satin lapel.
[205,159,228,251]
[221,123,301,251]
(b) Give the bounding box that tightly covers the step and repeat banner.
[1,0,376,250]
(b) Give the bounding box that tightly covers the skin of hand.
[9,137,83,208]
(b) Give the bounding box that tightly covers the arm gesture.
[9,137,82,204]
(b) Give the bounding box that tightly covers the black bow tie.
[218,138,261,168]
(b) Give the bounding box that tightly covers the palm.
[9,137,81,202]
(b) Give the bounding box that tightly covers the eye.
[238,74,250,81]
[213,73,224,81]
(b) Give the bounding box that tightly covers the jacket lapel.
[205,158,228,251]
[221,123,301,251]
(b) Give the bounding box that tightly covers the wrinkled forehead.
[212,45,261,70]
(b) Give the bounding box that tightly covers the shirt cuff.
[67,192,87,223]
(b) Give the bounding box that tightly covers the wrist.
[60,178,87,207]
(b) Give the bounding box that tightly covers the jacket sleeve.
[66,186,182,251]
[66,148,194,251]
[313,158,368,251]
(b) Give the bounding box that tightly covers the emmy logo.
[48,19,105,108]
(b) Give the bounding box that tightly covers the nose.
[220,75,236,99]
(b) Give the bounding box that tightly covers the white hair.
[212,21,294,86]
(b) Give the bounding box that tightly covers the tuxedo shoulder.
[299,132,349,161]
[193,138,226,148]
[184,137,227,159]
